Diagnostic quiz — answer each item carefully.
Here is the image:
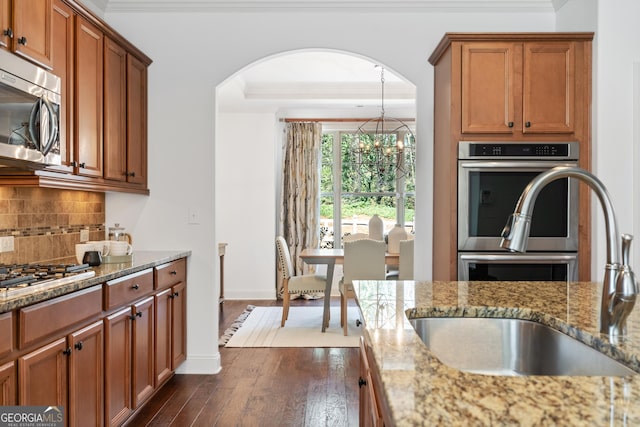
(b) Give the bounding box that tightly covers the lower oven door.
[458,253,578,282]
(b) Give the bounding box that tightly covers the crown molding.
[100,0,557,13]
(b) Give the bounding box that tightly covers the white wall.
[216,112,277,299]
[102,9,559,374]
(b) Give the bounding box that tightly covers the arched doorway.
[214,49,417,300]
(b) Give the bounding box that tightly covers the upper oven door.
[458,160,579,252]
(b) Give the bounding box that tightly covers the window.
[320,125,415,249]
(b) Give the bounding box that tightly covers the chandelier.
[352,66,415,183]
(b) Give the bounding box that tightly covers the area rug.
[218,305,256,346]
[224,306,362,348]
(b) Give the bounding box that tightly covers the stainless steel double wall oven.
[457,141,580,281]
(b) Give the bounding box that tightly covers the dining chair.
[340,238,386,335]
[398,239,415,280]
[275,236,327,327]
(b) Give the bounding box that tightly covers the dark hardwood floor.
[127,298,360,426]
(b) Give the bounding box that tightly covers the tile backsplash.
[0,187,105,264]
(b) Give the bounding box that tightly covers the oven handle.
[459,253,578,263]
[458,161,579,169]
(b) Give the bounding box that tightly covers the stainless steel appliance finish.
[458,252,578,282]
[409,317,636,376]
[0,48,61,168]
[0,263,95,298]
[458,141,579,252]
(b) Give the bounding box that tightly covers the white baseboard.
[175,352,221,375]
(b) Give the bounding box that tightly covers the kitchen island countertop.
[353,280,640,425]
[0,250,191,313]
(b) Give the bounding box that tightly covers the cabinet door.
[522,42,575,134]
[69,321,104,427]
[126,54,148,186]
[0,361,16,405]
[18,337,68,407]
[359,338,383,427]
[154,288,172,386]
[104,36,127,182]
[104,307,132,427]
[132,296,155,408]
[171,281,186,369]
[461,42,520,134]
[12,0,53,68]
[50,0,74,173]
[75,16,103,178]
[0,0,10,49]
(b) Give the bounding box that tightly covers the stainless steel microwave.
[0,48,61,169]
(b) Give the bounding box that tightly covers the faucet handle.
[621,234,633,267]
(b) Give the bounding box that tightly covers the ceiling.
[81,0,565,118]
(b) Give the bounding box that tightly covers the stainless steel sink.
[409,317,637,376]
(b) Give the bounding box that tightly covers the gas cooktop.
[0,263,96,295]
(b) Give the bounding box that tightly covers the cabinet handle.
[169,293,175,299]
[129,314,137,320]
[136,311,143,318]
[356,319,362,327]
[508,122,514,128]
[173,291,179,298]
[3,28,12,38]
[525,121,531,128]
[17,36,26,45]
[170,270,177,276]
[358,377,367,388]
[63,347,72,356]
[75,341,83,351]
[79,162,86,168]
[129,171,136,177]
[132,284,140,290]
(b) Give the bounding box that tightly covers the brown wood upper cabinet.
[461,41,575,135]
[104,36,148,188]
[0,0,53,69]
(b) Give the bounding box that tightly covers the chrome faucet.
[500,166,639,339]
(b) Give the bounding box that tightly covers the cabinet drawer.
[155,258,186,290]
[104,269,153,310]
[19,286,102,349]
[0,312,13,357]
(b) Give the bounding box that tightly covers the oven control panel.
[459,141,580,160]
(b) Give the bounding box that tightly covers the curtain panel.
[278,122,321,298]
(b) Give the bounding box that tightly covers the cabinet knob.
[173,291,180,298]
[17,36,26,45]
[136,311,143,318]
[358,377,367,388]
[356,319,362,327]
[132,284,140,290]
[128,171,136,177]
[170,270,177,276]
[525,121,531,128]
[508,122,514,128]
[129,314,137,320]
[79,162,86,168]
[3,28,13,38]
[63,347,72,356]
[74,341,83,351]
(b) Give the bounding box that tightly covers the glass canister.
[108,223,133,244]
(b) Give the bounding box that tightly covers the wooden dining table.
[299,248,400,332]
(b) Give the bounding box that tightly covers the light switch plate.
[80,229,90,242]
[188,208,200,224]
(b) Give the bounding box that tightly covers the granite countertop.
[353,280,640,426]
[0,250,191,313]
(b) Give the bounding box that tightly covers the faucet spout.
[499,166,637,339]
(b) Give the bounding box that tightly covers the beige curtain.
[278,122,321,298]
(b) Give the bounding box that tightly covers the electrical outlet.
[80,229,90,242]
[0,236,14,253]
[188,208,200,225]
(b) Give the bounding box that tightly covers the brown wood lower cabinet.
[0,257,187,427]
[359,337,384,427]
[105,296,155,427]
[0,361,16,405]
[18,320,104,427]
